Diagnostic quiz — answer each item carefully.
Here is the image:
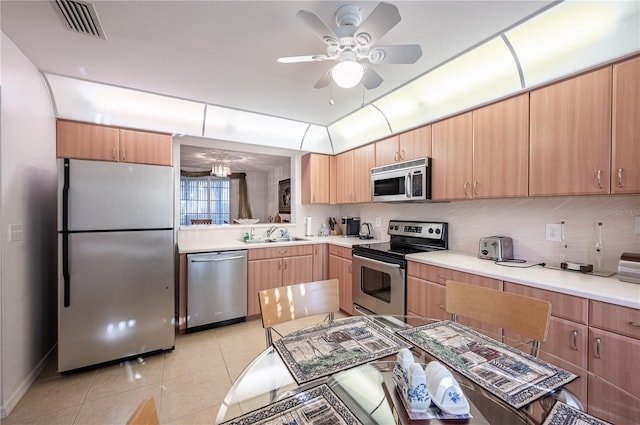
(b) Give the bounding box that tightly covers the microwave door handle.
[405,173,412,198]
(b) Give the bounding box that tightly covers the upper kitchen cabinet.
[57,120,173,166]
[375,126,432,167]
[431,112,473,201]
[301,153,329,204]
[612,56,640,194]
[472,94,529,199]
[529,67,612,196]
[335,144,375,203]
[57,120,119,162]
[118,129,173,166]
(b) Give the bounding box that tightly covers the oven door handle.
[353,254,402,268]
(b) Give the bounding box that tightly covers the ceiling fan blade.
[296,10,338,45]
[277,55,329,64]
[369,45,423,64]
[362,67,383,89]
[313,70,332,89]
[355,2,401,45]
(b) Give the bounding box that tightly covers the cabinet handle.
[278,250,287,254]
[400,150,405,160]
[348,264,352,274]
[571,330,578,351]
[394,152,399,161]
[617,168,624,188]
[594,337,601,359]
[596,170,602,188]
[473,181,478,195]
[438,304,445,310]
[278,261,281,271]
[121,148,126,161]
[112,147,117,160]
[463,182,469,196]
[312,194,316,202]
[283,260,288,270]
[629,321,640,327]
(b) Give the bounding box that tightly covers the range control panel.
[388,220,447,240]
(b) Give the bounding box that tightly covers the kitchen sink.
[242,236,308,244]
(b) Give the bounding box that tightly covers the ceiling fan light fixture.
[332,61,364,88]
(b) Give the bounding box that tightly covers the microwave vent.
[51,0,106,40]
[371,157,429,174]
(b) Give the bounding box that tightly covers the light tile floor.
[3,315,341,425]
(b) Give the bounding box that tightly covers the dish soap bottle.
[594,222,604,273]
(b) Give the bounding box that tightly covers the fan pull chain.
[329,85,335,105]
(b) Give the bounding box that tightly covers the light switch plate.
[375,217,381,227]
[9,224,24,242]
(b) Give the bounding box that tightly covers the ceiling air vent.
[51,0,106,40]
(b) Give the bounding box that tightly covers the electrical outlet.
[9,224,24,242]
[546,223,561,242]
[375,217,381,227]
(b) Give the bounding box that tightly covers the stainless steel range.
[352,220,448,316]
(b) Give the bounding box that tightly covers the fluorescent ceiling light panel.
[329,105,391,152]
[204,104,308,150]
[45,73,204,136]
[507,0,640,88]
[300,125,333,154]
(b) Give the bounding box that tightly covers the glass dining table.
[214,315,632,425]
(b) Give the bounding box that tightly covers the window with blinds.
[180,176,230,225]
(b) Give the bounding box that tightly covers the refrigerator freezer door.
[58,159,173,231]
[58,230,175,372]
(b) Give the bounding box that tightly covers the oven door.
[352,254,406,316]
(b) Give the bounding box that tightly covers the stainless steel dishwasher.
[187,250,247,331]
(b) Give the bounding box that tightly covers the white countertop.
[406,251,640,310]
[177,231,639,309]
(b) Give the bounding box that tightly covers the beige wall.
[0,33,58,416]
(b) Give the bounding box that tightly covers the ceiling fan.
[277,2,422,90]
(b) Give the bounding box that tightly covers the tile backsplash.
[336,195,640,273]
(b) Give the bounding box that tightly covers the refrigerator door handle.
[63,233,70,307]
[63,159,71,307]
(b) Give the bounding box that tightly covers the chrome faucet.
[267,226,278,238]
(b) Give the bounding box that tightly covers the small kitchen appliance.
[371,157,431,202]
[478,236,514,261]
[618,252,640,284]
[342,216,361,237]
[359,222,373,239]
[352,220,448,316]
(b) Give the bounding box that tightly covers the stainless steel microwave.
[371,157,431,202]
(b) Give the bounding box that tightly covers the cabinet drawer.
[589,300,640,339]
[407,262,501,289]
[329,245,352,259]
[504,282,588,324]
[248,245,313,260]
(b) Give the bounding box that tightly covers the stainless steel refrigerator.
[57,158,175,373]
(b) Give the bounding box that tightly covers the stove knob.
[428,228,434,233]
[394,225,399,230]
[435,228,441,234]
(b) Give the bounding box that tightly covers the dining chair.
[190,218,212,225]
[445,279,552,357]
[126,397,159,425]
[258,278,340,346]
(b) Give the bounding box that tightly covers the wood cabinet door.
[57,120,119,161]
[612,56,640,194]
[119,129,173,166]
[329,254,352,314]
[399,125,431,161]
[352,144,376,203]
[530,67,612,196]
[247,258,282,316]
[282,255,313,286]
[407,276,448,321]
[301,153,330,204]
[374,135,400,166]
[587,328,640,424]
[312,244,328,281]
[473,94,529,198]
[335,151,354,203]
[431,112,473,201]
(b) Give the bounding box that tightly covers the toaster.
[478,237,514,261]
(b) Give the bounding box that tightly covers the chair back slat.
[446,279,551,343]
[126,398,159,425]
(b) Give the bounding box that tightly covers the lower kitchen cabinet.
[312,243,329,281]
[328,245,352,314]
[247,245,313,317]
[407,262,502,336]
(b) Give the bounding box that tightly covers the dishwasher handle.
[190,255,246,263]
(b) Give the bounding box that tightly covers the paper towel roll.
[305,216,313,236]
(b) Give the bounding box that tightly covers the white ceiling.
[1,0,557,127]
